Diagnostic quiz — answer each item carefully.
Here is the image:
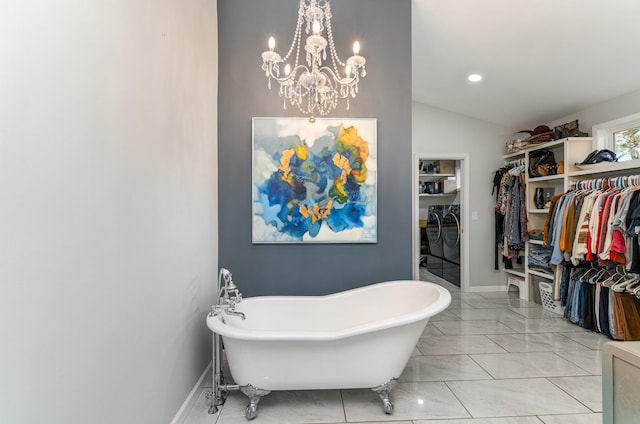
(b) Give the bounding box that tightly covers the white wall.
[0,1,218,423]
[549,88,640,134]
[413,102,513,288]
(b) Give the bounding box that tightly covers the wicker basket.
[538,281,565,315]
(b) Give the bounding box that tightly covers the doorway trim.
[412,153,470,292]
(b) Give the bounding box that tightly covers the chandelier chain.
[324,13,346,72]
[281,6,304,64]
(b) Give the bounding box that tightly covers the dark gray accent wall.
[218,0,412,296]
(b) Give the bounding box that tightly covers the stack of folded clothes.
[528,245,552,272]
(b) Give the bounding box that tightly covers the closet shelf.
[529,269,554,280]
[419,173,456,179]
[568,160,640,177]
[503,150,526,160]
[526,138,569,151]
[503,137,589,159]
[504,268,526,278]
[419,193,457,197]
[529,209,550,214]
[529,174,564,183]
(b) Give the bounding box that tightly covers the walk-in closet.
[496,135,640,342]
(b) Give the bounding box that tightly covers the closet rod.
[574,174,640,190]
[504,158,525,167]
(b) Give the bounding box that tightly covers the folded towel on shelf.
[529,229,544,241]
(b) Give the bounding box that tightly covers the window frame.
[593,112,640,161]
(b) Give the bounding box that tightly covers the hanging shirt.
[551,193,575,265]
[571,192,597,265]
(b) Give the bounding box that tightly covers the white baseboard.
[170,362,212,424]
[469,285,507,293]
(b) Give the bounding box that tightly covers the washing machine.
[442,205,461,286]
[425,205,445,278]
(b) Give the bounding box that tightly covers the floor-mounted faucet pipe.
[208,268,243,414]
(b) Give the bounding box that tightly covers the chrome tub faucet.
[211,268,245,320]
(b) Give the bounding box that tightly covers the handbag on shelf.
[538,162,558,177]
[528,148,557,178]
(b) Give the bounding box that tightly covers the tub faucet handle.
[229,289,242,303]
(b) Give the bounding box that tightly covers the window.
[614,126,640,161]
[593,112,640,162]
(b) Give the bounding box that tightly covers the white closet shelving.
[501,138,591,298]
[501,137,640,300]
[500,138,585,299]
[418,172,458,197]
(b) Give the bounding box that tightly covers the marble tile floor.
[182,273,606,424]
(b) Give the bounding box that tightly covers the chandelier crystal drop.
[261,0,367,118]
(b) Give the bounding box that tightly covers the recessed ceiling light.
[468,74,482,82]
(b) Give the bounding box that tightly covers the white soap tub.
[206,279,451,419]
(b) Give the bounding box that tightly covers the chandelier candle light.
[261,0,366,119]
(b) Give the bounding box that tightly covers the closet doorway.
[413,153,469,291]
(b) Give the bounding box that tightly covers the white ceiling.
[412,0,640,130]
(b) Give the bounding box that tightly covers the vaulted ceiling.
[412,0,640,129]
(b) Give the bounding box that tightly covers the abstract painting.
[252,117,377,243]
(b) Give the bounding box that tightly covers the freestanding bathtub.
[206,279,451,419]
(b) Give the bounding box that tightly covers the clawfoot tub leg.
[239,385,271,420]
[372,378,398,414]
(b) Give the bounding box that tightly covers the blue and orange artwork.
[252,118,377,243]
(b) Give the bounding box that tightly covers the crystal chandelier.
[261,0,367,118]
